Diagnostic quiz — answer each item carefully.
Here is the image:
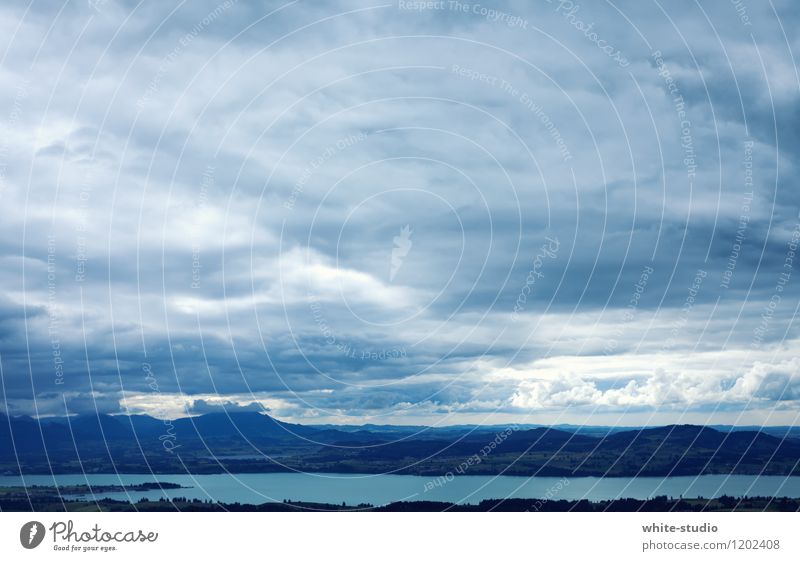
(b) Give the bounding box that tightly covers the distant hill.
[1,413,799,477]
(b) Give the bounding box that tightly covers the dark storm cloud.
[0,0,798,423]
[188,398,266,414]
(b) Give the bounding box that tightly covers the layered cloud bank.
[0,0,799,425]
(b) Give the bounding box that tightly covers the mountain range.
[2,412,799,477]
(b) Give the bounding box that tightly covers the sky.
[0,0,799,426]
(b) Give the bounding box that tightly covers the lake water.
[2,473,800,506]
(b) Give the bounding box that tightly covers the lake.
[3,473,800,506]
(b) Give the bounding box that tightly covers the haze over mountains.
[2,412,799,477]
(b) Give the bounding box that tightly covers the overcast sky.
[1,0,799,425]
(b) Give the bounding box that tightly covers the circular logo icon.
[20,521,45,549]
